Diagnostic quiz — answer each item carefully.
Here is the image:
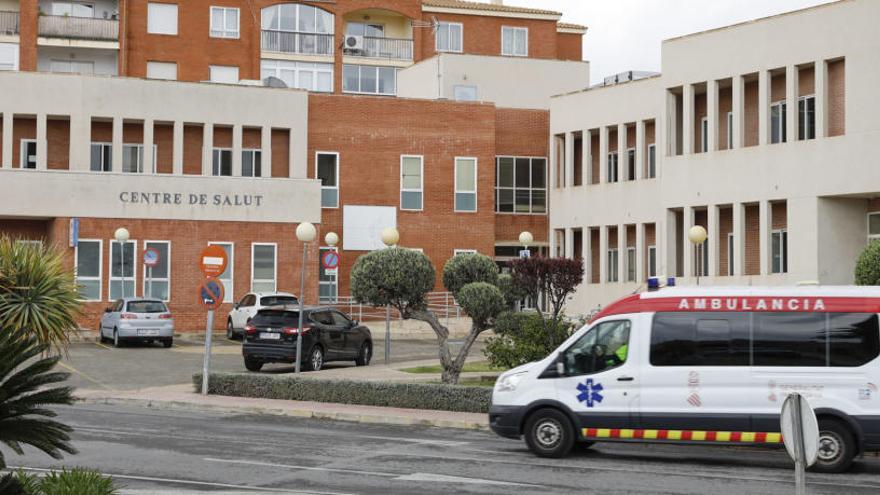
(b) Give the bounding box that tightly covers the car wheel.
[810,419,856,473]
[355,342,372,366]
[305,346,324,372]
[524,408,575,458]
[113,329,122,348]
[226,320,235,340]
[244,357,263,372]
[98,324,107,344]
[162,338,173,349]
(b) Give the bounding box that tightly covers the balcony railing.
[0,11,19,34]
[344,36,413,61]
[38,15,119,41]
[261,30,334,56]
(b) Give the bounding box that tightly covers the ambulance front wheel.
[810,419,856,474]
[524,408,575,458]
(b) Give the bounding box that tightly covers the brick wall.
[772,201,787,230]
[271,129,289,178]
[155,123,174,174]
[590,227,599,283]
[12,117,36,168]
[744,79,759,147]
[719,207,732,276]
[0,219,49,240]
[799,65,815,96]
[590,132,599,184]
[420,12,559,60]
[828,58,845,137]
[718,86,732,150]
[47,119,70,170]
[693,91,706,153]
[556,32,582,61]
[744,204,760,275]
[771,72,786,102]
[183,124,203,175]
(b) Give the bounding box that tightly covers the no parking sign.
[321,250,339,275]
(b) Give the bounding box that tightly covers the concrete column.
[787,196,819,280]
[549,228,557,259]
[665,90,677,156]
[142,120,154,174]
[707,205,719,277]
[564,131,575,188]
[635,120,645,180]
[202,123,214,176]
[815,60,827,138]
[786,65,799,143]
[69,115,91,171]
[617,124,628,180]
[232,124,243,177]
[682,206,694,278]
[707,79,719,152]
[733,203,745,276]
[618,224,627,283]
[732,75,744,149]
[35,113,47,170]
[584,227,592,283]
[665,210,677,278]
[111,117,123,173]
[599,226,608,283]
[759,200,772,275]
[290,129,306,178]
[172,121,184,175]
[598,126,608,183]
[562,228,572,258]
[1,113,12,168]
[582,129,592,185]
[636,223,645,282]
[549,135,557,189]
[260,126,272,178]
[758,70,770,146]
[682,84,694,154]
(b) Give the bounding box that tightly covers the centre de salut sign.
[119,191,265,207]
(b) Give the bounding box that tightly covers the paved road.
[10,404,880,494]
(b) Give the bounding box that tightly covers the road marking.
[94,342,112,350]
[356,434,469,447]
[12,467,354,495]
[393,472,541,487]
[56,361,115,391]
[204,458,399,478]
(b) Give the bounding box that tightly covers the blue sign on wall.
[69,218,79,248]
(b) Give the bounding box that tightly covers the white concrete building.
[549,0,877,314]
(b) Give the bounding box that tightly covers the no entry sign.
[200,245,228,278]
[143,247,160,267]
[321,250,340,270]
[199,277,225,310]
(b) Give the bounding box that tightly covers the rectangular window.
[436,21,462,53]
[342,64,396,95]
[455,157,477,212]
[209,65,239,84]
[143,241,170,301]
[727,233,735,276]
[647,245,657,278]
[146,61,177,80]
[260,59,333,93]
[626,247,636,282]
[495,157,546,214]
[400,155,423,211]
[868,213,880,242]
[647,144,656,178]
[651,312,751,367]
[753,313,826,366]
[210,6,239,38]
[242,149,262,177]
[346,22,384,37]
[212,148,232,176]
[316,152,339,208]
[319,246,338,303]
[771,229,788,274]
[726,111,734,149]
[122,144,156,174]
[501,26,528,57]
[209,242,234,302]
[90,143,112,172]
[251,243,277,293]
[0,42,19,71]
[52,1,94,17]
[453,85,477,102]
[20,139,37,169]
[109,239,137,300]
[700,117,709,152]
[148,3,178,35]
[828,313,880,367]
[626,148,635,181]
[75,239,102,301]
[607,248,618,283]
[770,101,787,144]
[606,152,618,183]
[49,59,94,74]
[798,95,816,141]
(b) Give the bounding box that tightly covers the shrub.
[497,273,527,309]
[457,283,505,328]
[484,312,574,369]
[855,240,880,285]
[350,248,435,310]
[194,373,492,413]
[442,254,499,297]
[37,468,118,495]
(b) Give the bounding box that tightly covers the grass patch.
[400,362,505,374]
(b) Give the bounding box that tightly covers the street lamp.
[688,225,708,286]
[294,222,316,374]
[324,232,339,302]
[519,231,533,258]
[381,227,399,365]
[114,227,130,299]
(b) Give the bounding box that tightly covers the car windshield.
[127,301,167,313]
[253,310,300,326]
[261,296,298,306]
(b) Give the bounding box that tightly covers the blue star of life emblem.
[576,379,604,408]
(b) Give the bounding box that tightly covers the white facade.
[550,0,880,315]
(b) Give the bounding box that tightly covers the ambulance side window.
[563,320,631,376]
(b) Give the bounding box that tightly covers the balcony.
[0,11,19,35]
[38,15,119,42]
[344,36,413,61]
[261,30,334,56]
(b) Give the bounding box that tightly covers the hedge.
[193,372,492,413]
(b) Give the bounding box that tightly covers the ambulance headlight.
[496,372,524,392]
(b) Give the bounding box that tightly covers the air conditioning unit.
[344,35,364,51]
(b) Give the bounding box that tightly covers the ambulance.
[489,285,880,473]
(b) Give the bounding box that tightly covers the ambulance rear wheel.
[524,408,575,458]
[811,419,856,474]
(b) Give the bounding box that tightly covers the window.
[626,247,636,282]
[607,248,619,282]
[211,149,232,176]
[122,144,156,174]
[700,117,708,152]
[647,144,656,178]
[49,60,94,74]
[770,101,787,144]
[436,21,462,53]
[260,4,334,55]
[626,148,635,181]
[828,313,880,367]
[650,312,750,366]
[90,143,111,172]
[647,245,657,278]
[109,239,136,300]
[147,3,178,35]
[209,65,239,84]
[868,213,880,242]
[75,239,102,301]
[51,1,94,17]
[319,247,338,303]
[343,65,396,95]
[0,42,19,71]
[495,157,546,214]
[242,149,262,177]
[726,111,734,149]
[501,26,528,57]
[727,233,735,276]
[210,6,239,38]
[316,152,338,208]
[260,60,333,92]
[346,22,383,37]
[455,157,477,212]
[753,313,826,366]
[20,139,36,169]
[400,155,423,211]
[562,320,631,376]
[798,95,816,141]
[143,241,170,301]
[771,229,788,274]
[606,152,618,183]
[251,243,276,293]
[146,61,177,80]
[453,85,477,101]
[208,242,234,302]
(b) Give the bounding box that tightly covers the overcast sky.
[501,0,836,84]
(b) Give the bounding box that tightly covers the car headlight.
[496,372,525,392]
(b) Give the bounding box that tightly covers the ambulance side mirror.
[555,355,566,377]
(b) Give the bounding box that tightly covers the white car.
[226,292,298,340]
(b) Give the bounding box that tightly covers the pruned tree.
[855,240,880,285]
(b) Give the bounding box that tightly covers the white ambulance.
[489,286,880,473]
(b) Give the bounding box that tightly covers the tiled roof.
[557,22,588,31]
[422,0,561,17]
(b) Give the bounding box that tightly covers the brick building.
[0,0,588,331]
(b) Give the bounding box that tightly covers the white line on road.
[203,458,400,478]
[393,472,540,487]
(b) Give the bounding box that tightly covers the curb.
[76,396,491,432]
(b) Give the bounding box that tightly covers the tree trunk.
[443,324,483,385]
[410,309,485,385]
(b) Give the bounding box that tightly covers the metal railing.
[344,36,413,61]
[0,11,19,34]
[320,291,462,324]
[38,15,119,41]
[261,30,334,56]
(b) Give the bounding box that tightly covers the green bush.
[442,254,499,297]
[855,240,880,285]
[194,373,492,413]
[457,282,505,328]
[350,248,435,309]
[484,312,574,369]
[497,273,527,308]
[38,468,117,495]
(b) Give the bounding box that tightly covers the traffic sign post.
[197,236,227,395]
[321,250,339,275]
[143,248,160,299]
[781,393,819,495]
[200,245,229,278]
